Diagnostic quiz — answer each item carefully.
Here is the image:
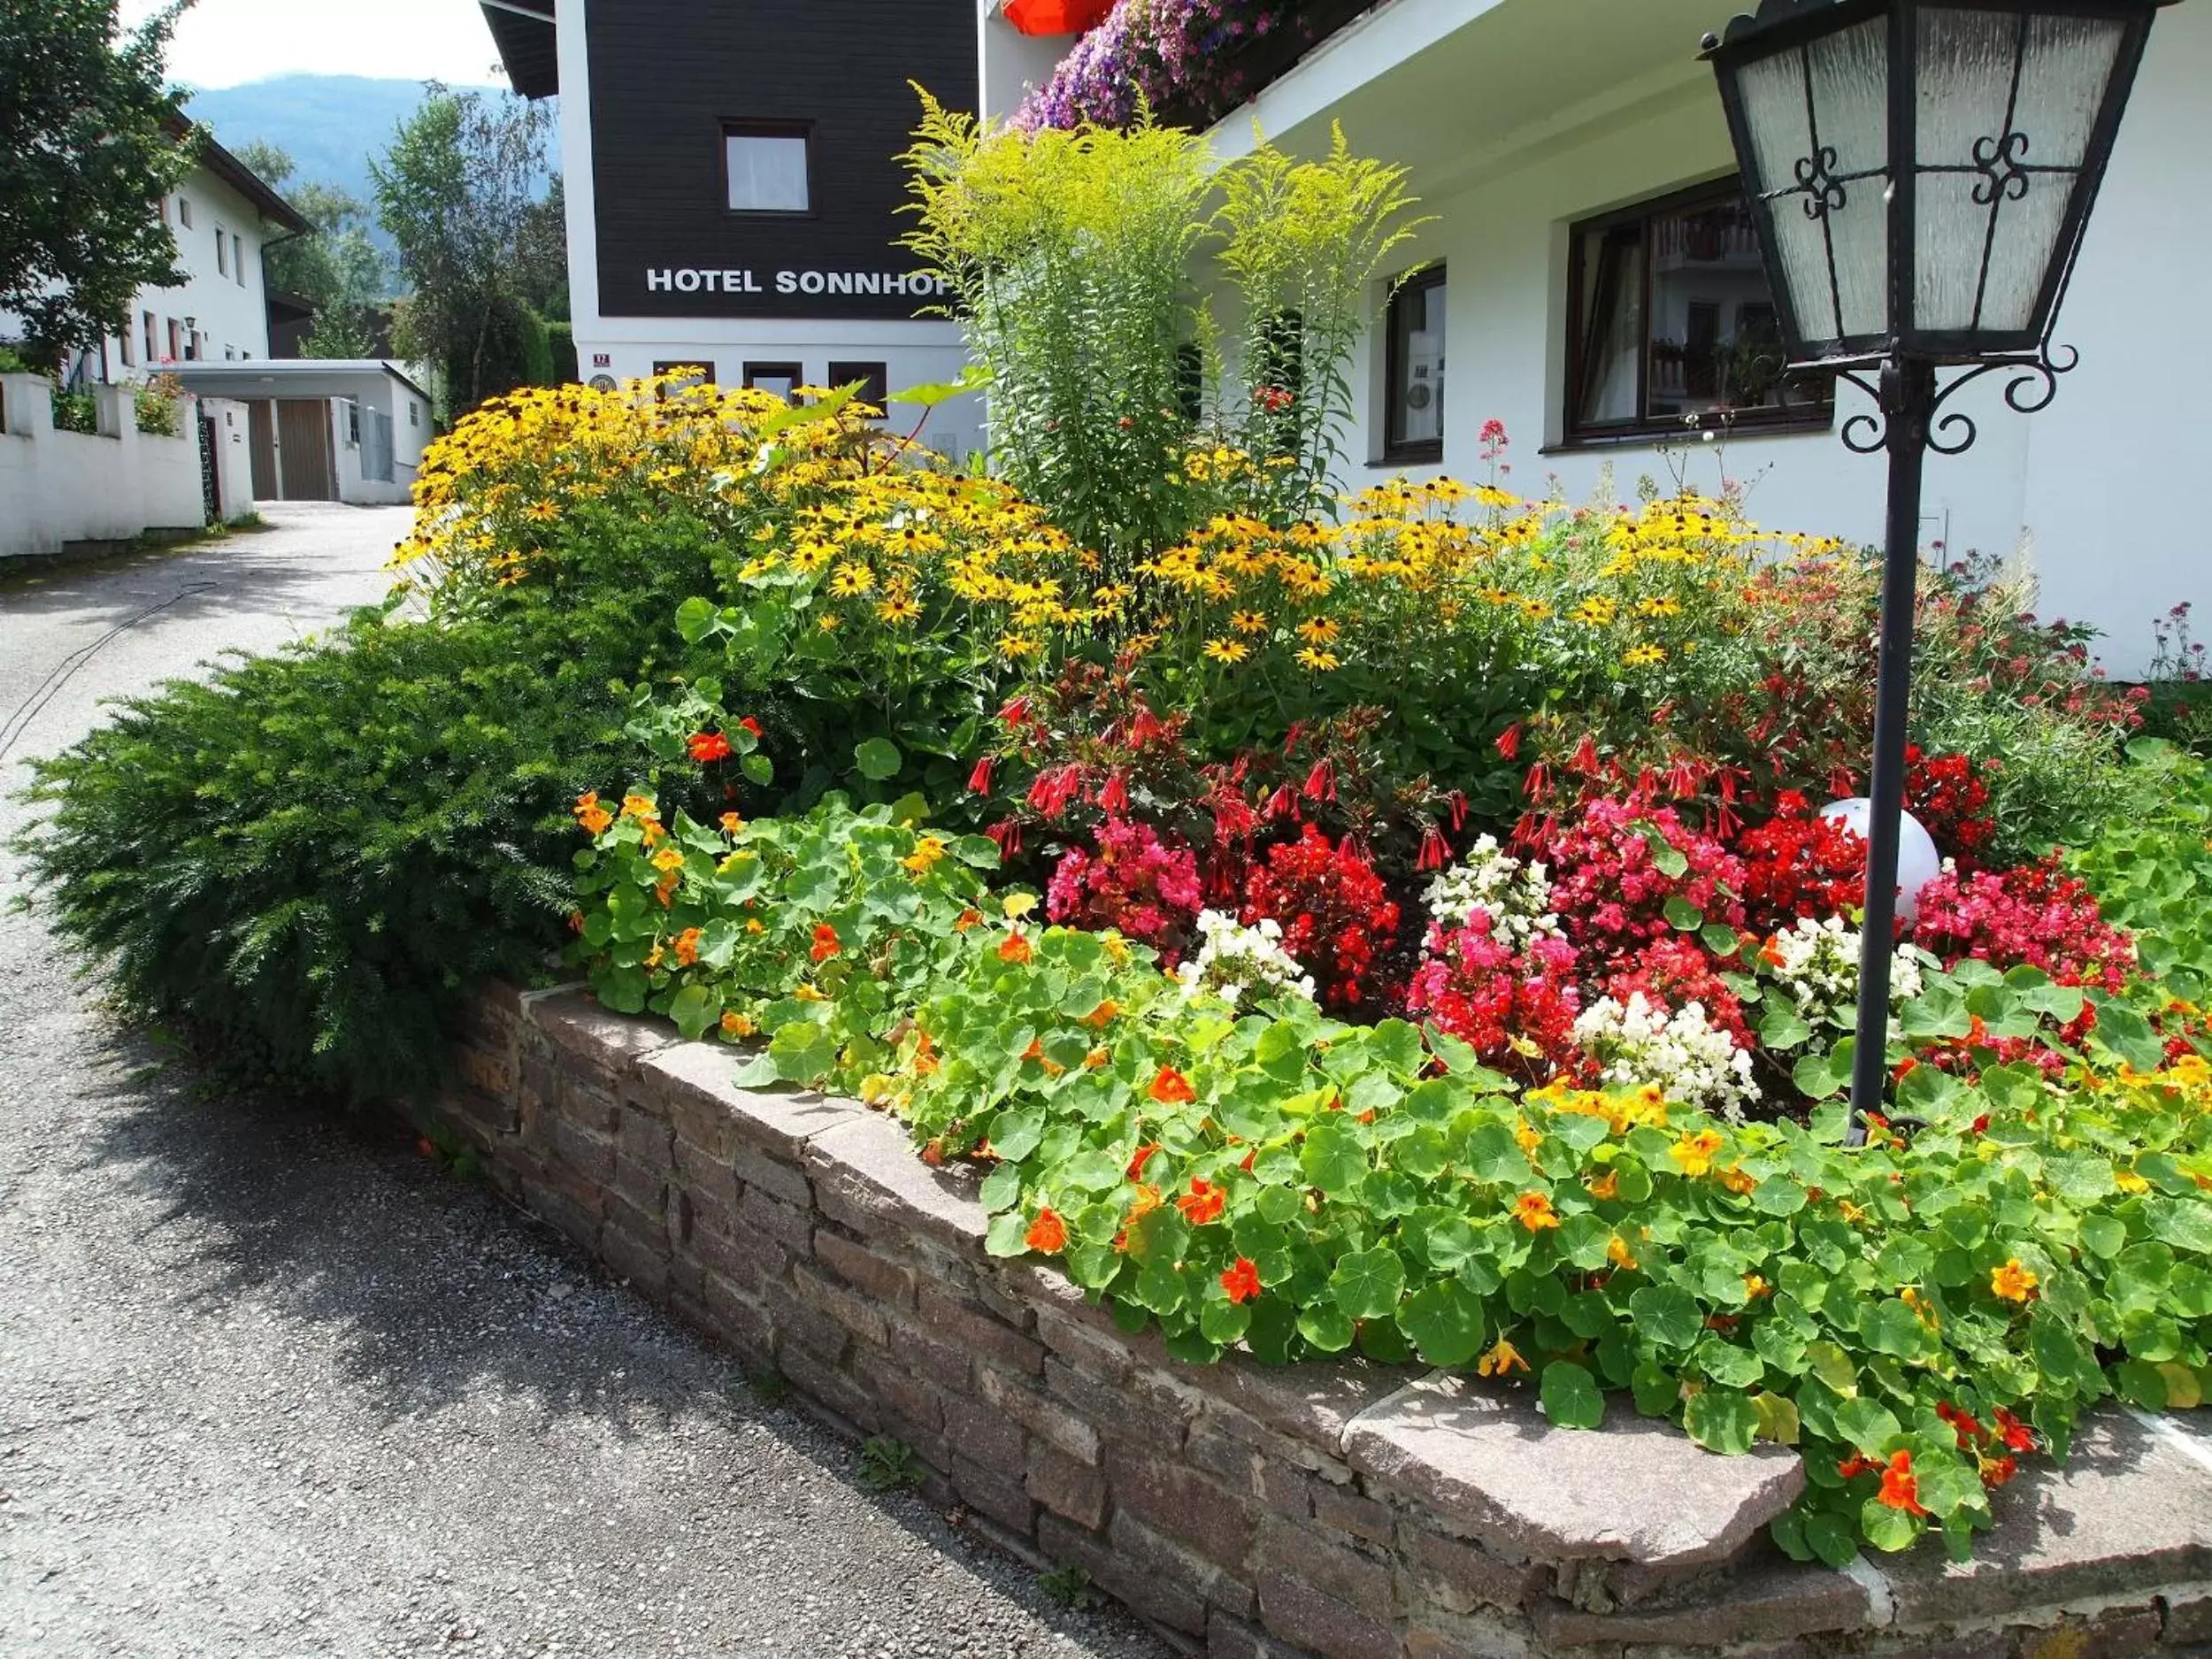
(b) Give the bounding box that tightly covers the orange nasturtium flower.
[1512,1191,1561,1233]
[1126,1143,1160,1180]
[996,931,1034,965]
[953,908,985,933]
[1025,1207,1068,1255]
[1877,1449,1929,1516]
[1586,1169,1620,1201]
[719,811,745,836]
[649,845,686,875]
[1606,1233,1639,1271]
[1220,1256,1263,1304]
[619,793,657,821]
[1477,1336,1528,1377]
[1990,1257,2040,1303]
[1080,999,1120,1029]
[572,792,614,835]
[1149,1066,1197,1104]
[1175,1178,1225,1225]
[687,730,733,764]
[672,926,703,968]
[719,1010,756,1038]
[810,924,842,962]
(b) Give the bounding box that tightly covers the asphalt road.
[0,506,1168,1659]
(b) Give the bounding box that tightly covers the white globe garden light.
[1819,799,1942,926]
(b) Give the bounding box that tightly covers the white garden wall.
[0,375,212,558]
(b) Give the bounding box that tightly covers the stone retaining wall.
[438,984,2212,1659]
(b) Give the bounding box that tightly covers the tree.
[515,175,569,324]
[372,85,557,415]
[233,139,390,358]
[0,0,196,364]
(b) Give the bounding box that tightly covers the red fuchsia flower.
[1302,758,1336,803]
[985,819,1023,857]
[1149,1066,1197,1105]
[738,716,764,739]
[1220,1256,1263,1303]
[1446,790,1469,833]
[687,731,733,764]
[1046,818,1202,956]
[1495,723,1521,761]
[1025,1207,1068,1254]
[968,755,996,795]
[1027,764,1086,820]
[1264,781,1301,821]
[1100,771,1130,815]
[1128,704,1170,749]
[998,695,1033,730]
[1176,1178,1225,1225]
[810,924,841,962]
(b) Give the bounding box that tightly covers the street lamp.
[1700,0,2172,1131]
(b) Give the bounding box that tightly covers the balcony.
[1014,0,1394,133]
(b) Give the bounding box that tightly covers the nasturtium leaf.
[1664,896,1704,931]
[2080,1212,2128,1259]
[1549,1112,1610,1152]
[2115,1358,2170,1409]
[1539,1361,1605,1430]
[2045,1155,2115,1206]
[1694,1335,1765,1389]
[1648,839,1690,879]
[1199,1295,1254,1346]
[988,1107,1045,1164]
[1751,1318,1809,1376]
[2148,1197,2212,1256]
[731,1051,780,1089]
[1832,1396,1902,1455]
[1860,1499,1920,1554]
[979,1160,1024,1213]
[1758,1007,1813,1050]
[667,983,717,1041]
[1397,1279,1486,1367]
[1750,1175,1808,1216]
[1296,1301,1356,1353]
[1749,1391,1801,1445]
[985,1211,1031,1258]
[1702,922,1744,958]
[1329,1247,1407,1321]
[1628,1286,1703,1350]
[1302,1122,1369,1194]
[1683,1386,1759,1454]
[1467,1120,1531,1184]
[2030,1308,2088,1388]
[1864,1299,1936,1362]
[741,752,773,786]
[1632,1363,1679,1417]
[1793,1049,1845,1100]
[853,737,903,780]
[1806,1511,1861,1569]
[768,1020,836,1082]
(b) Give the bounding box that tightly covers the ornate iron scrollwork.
[1793,144,1850,218]
[1970,129,2034,204]
[1829,342,2076,457]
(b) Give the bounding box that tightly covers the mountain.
[180,74,550,258]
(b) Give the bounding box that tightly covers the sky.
[121,0,506,88]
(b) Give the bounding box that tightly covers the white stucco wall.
[107,161,279,375]
[0,376,208,557]
[1171,0,2207,676]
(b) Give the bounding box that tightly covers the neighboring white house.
[167,359,433,508]
[981,0,2207,676]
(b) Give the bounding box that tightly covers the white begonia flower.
[1424,834,1561,948]
[1177,910,1317,1013]
[1572,992,1757,1121]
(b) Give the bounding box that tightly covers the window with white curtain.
[724,125,811,214]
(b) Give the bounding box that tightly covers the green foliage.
[49,385,97,434]
[0,0,196,357]
[133,371,182,435]
[17,610,688,1105]
[1038,1563,1100,1610]
[858,1435,926,1492]
[237,139,394,342]
[373,84,556,416]
[2069,741,2212,1005]
[899,96,1425,566]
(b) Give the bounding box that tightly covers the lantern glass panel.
[1912,5,2128,337]
[1732,17,1889,355]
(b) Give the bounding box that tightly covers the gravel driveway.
[0,507,1169,1659]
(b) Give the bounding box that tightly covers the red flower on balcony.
[1004,0,1114,35]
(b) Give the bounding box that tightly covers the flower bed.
[24,113,2208,1613]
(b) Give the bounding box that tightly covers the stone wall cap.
[1530,1557,1870,1648]
[1878,1409,2212,1628]
[529,988,681,1069]
[639,1040,864,1156]
[805,1111,987,1247]
[1343,1372,1804,1570]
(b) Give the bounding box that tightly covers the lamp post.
[1700,0,2172,1131]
